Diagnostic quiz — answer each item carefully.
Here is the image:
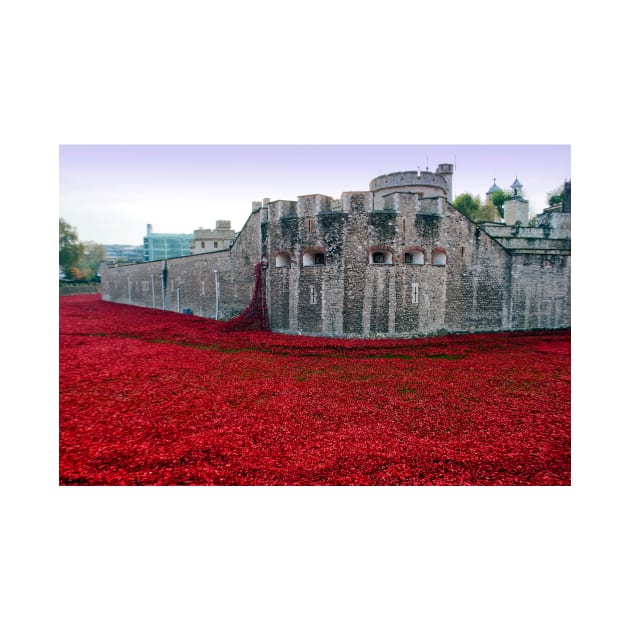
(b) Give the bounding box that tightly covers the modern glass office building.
[143,225,193,261]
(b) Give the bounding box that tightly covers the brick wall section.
[508,254,571,330]
[263,189,570,337]
[101,210,262,319]
[343,193,370,335]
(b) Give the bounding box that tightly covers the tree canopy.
[453,193,497,223]
[59,218,83,277]
[548,186,565,207]
[453,193,481,218]
[77,241,107,281]
[490,190,510,218]
[59,219,107,281]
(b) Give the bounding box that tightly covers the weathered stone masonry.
[101,165,570,338]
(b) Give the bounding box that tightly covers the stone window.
[402,217,407,231]
[303,251,326,266]
[411,283,419,304]
[404,249,425,265]
[214,242,219,248]
[275,252,290,268]
[431,248,447,266]
[369,250,393,265]
[307,219,313,234]
[310,286,317,304]
[201,241,205,248]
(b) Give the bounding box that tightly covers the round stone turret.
[369,164,453,203]
[370,170,445,193]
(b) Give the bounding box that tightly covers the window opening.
[411,283,419,304]
[404,250,424,264]
[275,252,290,268]
[310,286,317,304]
[370,250,392,264]
[432,250,447,266]
[303,251,325,266]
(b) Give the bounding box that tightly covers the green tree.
[59,218,83,277]
[77,241,107,281]
[453,193,496,222]
[548,186,564,207]
[490,189,511,219]
[475,204,501,223]
[453,193,481,219]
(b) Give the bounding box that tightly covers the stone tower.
[503,177,529,225]
[435,163,454,202]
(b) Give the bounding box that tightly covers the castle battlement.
[296,194,334,216]
[265,200,298,221]
[370,170,443,190]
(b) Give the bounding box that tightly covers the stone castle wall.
[264,190,543,337]
[100,168,570,338]
[100,210,263,319]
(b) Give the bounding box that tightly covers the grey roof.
[487,178,502,194]
[511,177,523,189]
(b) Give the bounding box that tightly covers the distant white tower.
[510,177,524,198]
[504,177,529,225]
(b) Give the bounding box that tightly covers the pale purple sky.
[60,144,570,245]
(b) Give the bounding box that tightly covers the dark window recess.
[314,253,325,265]
[373,252,385,264]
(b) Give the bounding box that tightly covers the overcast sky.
[59,144,570,245]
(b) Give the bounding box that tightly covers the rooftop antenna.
[425,156,429,171]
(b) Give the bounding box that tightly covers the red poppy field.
[59,294,570,485]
